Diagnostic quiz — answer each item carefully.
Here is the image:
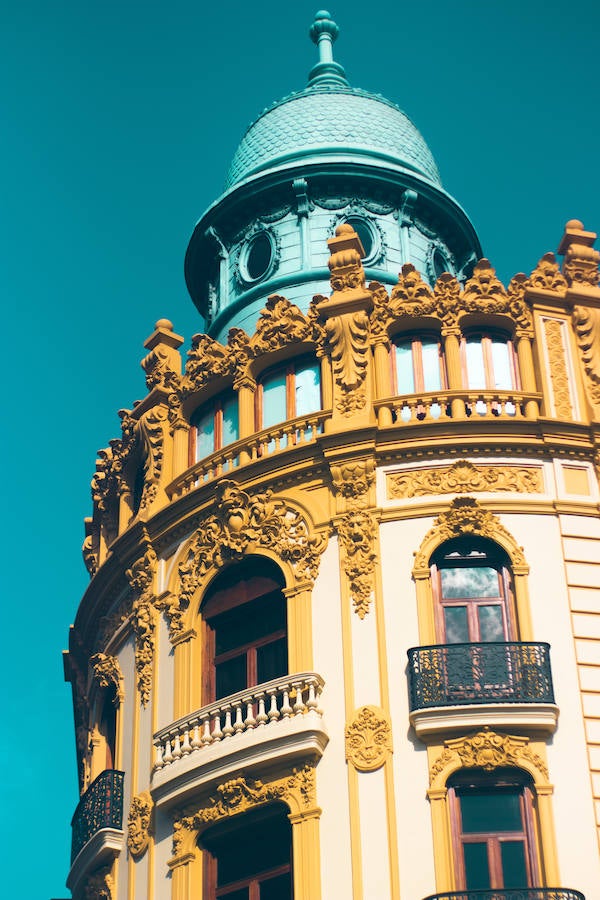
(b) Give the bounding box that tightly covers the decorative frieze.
[345,706,392,771]
[387,460,544,499]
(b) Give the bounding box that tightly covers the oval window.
[433,248,451,279]
[346,216,377,262]
[244,232,273,281]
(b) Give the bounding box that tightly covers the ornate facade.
[64,12,600,900]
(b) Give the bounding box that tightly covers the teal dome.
[225,83,442,190]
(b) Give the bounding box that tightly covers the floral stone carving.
[387,460,543,499]
[429,728,548,787]
[544,318,573,418]
[337,510,377,618]
[89,653,124,704]
[128,791,153,859]
[345,706,392,771]
[171,765,317,861]
[173,481,327,639]
[126,546,158,706]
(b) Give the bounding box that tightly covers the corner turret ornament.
[308,10,348,86]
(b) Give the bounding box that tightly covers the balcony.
[423,890,585,900]
[67,769,124,896]
[151,672,328,808]
[408,643,559,738]
[375,389,542,426]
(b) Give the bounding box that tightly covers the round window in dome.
[345,216,379,264]
[241,231,276,283]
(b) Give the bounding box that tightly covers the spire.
[308,10,349,87]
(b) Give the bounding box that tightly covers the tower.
[64,12,600,900]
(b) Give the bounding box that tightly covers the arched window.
[191,392,239,463]
[257,358,321,431]
[431,538,517,644]
[448,769,539,890]
[201,558,288,703]
[461,332,519,391]
[200,803,293,899]
[391,334,446,395]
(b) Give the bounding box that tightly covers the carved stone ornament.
[429,728,548,788]
[337,510,378,618]
[345,706,392,771]
[83,866,113,900]
[171,765,317,861]
[572,305,600,407]
[183,332,237,394]
[136,406,167,513]
[126,546,158,706]
[173,481,327,639]
[330,458,376,511]
[89,653,124,704]
[128,791,153,859]
[141,319,183,393]
[544,318,573,418]
[252,294,319,354]
[387,460,544,499]
[326,311,370,392]
[413,497,526,571]
[526,252,568,293]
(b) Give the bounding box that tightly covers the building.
[63,11,600,899]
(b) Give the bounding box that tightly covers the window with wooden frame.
[201,558,288,703]
[190,392,239,464]
[431,539,517,645]
[448,769,539,891]
[256,358,321,431]
[461,332,520,391]
[200,803,293,899]
[391,333,447,395]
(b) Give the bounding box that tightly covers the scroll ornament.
[128,791,153,858]
[337,510,377,618]
[388,460,543,499]
[126,547,158,706]
[326,310,370,400]
[172,481,327,638]
[572,304,600,406]
[345,706,392,771]
[172,765,316,858]
[429,728,548,787]
[413,497,526,570]
[89,653,124,704]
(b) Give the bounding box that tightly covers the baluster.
[181,729,192,755]
[293,682,306,714]
[306,679,318,711]
[233,700,245,733]
[191,721,202,750]
[201,715,212,745]
[154,742,164,769]
[222,705,234,737]
[244,698,256,729]
[163,739,174,765]
[267,689,280,721]
[255,692,268,726]
[280,687,292,717]
[212,711,223,741]
[172,733,182,759]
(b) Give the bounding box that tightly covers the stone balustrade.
[375,389,542,426]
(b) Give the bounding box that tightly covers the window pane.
[196,410,215,460]
[460,791,523,833]
[218,889,249,900]
[222,395,239,446]
[295,363,321,417]
[491,339,513,389]
[257,637,288,684]
[465,339,486,389]
[216,654,247,699]
[441,567,499,599]
[394,343,415,394]
[478,605,505,642]
[214,592,286,655]
[463,842,490,890]
[262,373,287,428]
[421,341,442,391]
[501,839,528,887]
[260,872,292,899]
[444,606,469,643]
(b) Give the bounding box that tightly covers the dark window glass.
[257,637,288,684]
[246,233,273,280]
[261,872,293,899]
[346,217,374,259]
[460,791,522,833]
[501,840,528,888]
[433,248,450,279]
[215,655,247,700]
[464,843,490,890]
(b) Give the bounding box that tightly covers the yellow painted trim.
[128,679,141,900]
[284,583,313,671]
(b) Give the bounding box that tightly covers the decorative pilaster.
[126,546,158,707]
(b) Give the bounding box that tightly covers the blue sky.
[1,1,599,897]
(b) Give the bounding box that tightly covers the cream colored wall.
[311,538,354,900]
[116,635,136,900]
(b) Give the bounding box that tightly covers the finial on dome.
[308,11,348,87]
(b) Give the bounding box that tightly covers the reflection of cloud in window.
[441,566,499,599]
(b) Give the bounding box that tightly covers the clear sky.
[1,1,598,897]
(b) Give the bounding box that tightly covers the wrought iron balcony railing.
[423,890,585,900]
[71,769,124,863]
[408,642,555,711]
